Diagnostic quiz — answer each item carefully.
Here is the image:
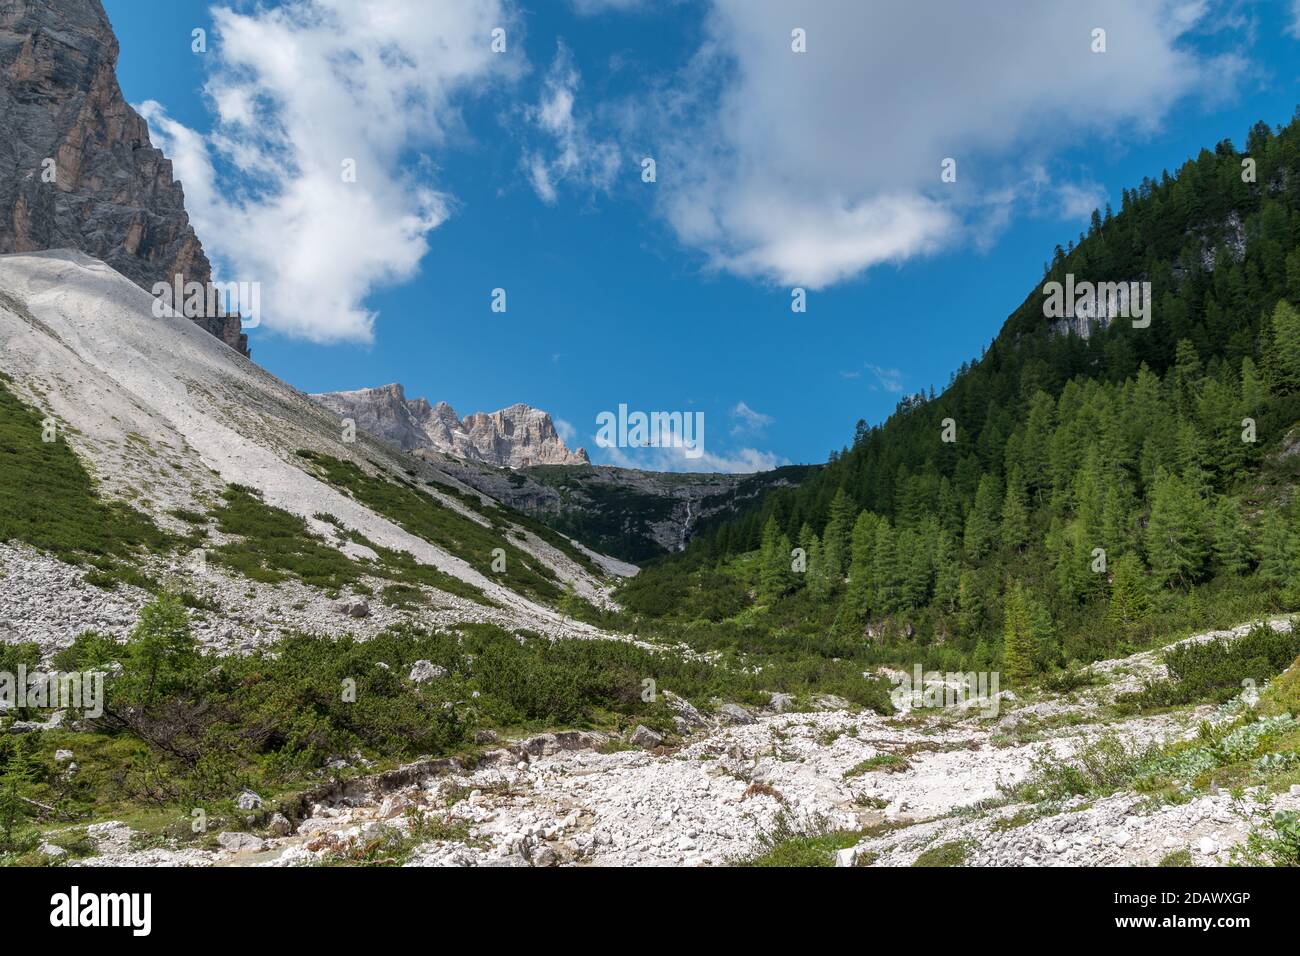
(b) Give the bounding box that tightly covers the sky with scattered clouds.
[105,0,1300,472]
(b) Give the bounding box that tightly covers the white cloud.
[1289,1,1300,39]
[1056,180,1109,220]
[600,441,783,474]
[866,364,905,394]
[140,0,518,343]
[590,409,783,473]
[522,42,622,205]
[650,0,1237,289]
[554,417,577,443]
[729,400,773,435]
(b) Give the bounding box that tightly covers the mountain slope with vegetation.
[621,112,1300,682]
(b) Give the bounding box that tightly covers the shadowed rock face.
[312,383,591,469]
[0,0,248,356]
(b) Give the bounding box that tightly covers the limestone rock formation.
[312,383,590,468]
[0,0,248,355]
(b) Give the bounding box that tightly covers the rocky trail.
[63,618,1299,868]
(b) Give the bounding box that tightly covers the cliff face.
[0,0,247,355]
[312,383,590,469]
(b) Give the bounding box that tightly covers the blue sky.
[103,0,1300,472]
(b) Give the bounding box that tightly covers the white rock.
[408,660,447,684]
[217,831,266,853]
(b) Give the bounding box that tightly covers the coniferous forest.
[618,112,1300,682]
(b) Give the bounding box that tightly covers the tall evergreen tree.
[1211,496,1253,575]
[1257,511,1293,588]
[1265,300,1300,394]
[1106,551,1151,634]
[1000,467,1031,551]
[1002,581,1039,684]
[964,474,1001,559]
[821,489,856,579]
[846,510,880,618]
[758,517,794,603]
[1145,470,1208,587]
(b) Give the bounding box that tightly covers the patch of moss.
[912,840,970,867]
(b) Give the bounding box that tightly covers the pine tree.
[821,489,855,579]
[1265,300,1300,394]
[1106,551,1151,634]
[846,510,879,618]
[872,520,901,614]
[963,474,1001,559]
[1001,581,1039,684]
[898,526,933,608]
[1145,471,1208,587]
[806,534,833,599]
[794,522,816,592]
[758,517,794,603]
[1176,420,1211,496]
[1000,467,1030,551]
[957,569,983,636]
[0,762,35,854]
[121,594,199,706]
[1211,496,1253,575]
[932,530,961,613]
[1257,511,1293,588]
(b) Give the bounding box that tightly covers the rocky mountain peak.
[0,0,249,355]
[311,383,590,468]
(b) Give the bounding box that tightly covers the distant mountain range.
[311,383,590,469]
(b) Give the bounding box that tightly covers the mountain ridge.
[311,382,590,469]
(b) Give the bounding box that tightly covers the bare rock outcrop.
[312,383,590,469]
[0,0,247,355]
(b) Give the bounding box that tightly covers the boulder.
[335,600,370,619]
[629,725,664,749]
[664,691,707,727]
[217,831,266,853]
[718,703,755,725]
[408,660,447,683]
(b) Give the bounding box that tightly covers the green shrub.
[1118,625,1300,711]
[912,840,970,867]
[1261,655,1300,717]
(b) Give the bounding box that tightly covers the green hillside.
[620,112,1300,680]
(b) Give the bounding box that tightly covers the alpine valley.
[0,0,1298,874]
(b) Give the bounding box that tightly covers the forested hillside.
[619,112,1300,679]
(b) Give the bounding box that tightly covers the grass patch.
[296,451,566,606]
[912,840,970,867]
[740,812,866,867]
[209,485,488,605]
[0,376,171,574]
[844,753,910,778]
